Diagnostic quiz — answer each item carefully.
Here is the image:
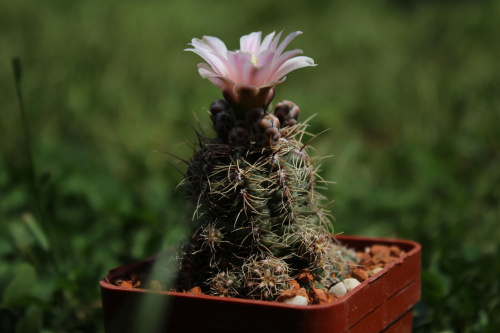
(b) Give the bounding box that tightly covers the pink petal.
[198,63,235,91]
[252,60,275,86]
[259,31,276,53]
[270,56,316,81]
[255,50,275,67]
[201,36,228,57]
[189,38,216,55]
[269,31,283,52]
[210,53,235,80]
[208,76,234,90]
[227,51,252,83]
[197,63,219,78]
[261,77,286,88]
[242,62,261,86]
[269,49,303,75]
[240,32,262,54]
[251,49,301,85]
[186,46,229,77]
[274,31,303,59]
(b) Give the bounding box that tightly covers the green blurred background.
[1,0,499,331]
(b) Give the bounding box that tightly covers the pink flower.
[186,31,316,113]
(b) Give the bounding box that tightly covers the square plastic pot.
[100,235,421,333]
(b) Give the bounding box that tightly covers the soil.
[109,243,405,305]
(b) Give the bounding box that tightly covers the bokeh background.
[1,0,499,331]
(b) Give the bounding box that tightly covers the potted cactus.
[100,31,421,332]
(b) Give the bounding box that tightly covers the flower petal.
[242,62,261,86]
[270,49,303,74]
[210,53,235,80]
[255,50,275,67]
[186,46,229,77]
[259,31,276,53]
[201,36,228,57]
[253,49,301,85]
[197,63,219,78]
[269,31,283,53]
[250,52,274,85]
[274,31,303,60]
[270,56,316,81]
[227,51,252,83]
[190,37,225,57]
[240,32,262,54]
[261,77,286,88]
[208,76,234,90]
[197,64,234,90]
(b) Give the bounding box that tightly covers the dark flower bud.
[253,113,281,148]
[274,100,300,128]
[214,111,235,141]
[228,127,251,146]
[246,108,265,124]
[210,99,231,117]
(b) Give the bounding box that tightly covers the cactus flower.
[186,31,316,112]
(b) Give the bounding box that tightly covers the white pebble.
[343,278,361,291]
[329,282,347,297]
[282,295,308,305]
[367,267,383,277]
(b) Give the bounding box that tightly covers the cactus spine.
[176,99,354,301]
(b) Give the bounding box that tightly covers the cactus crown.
[175,31,354,301]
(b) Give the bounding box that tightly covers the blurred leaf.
[1,187,29,211]
[15,305,42,333]
[422,269,451,302]
[2,263,37,308]
[22,213,50,252]
[8,221,35,255]
[0,236,14,256]
[131,228,151,259]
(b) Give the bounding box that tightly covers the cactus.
[175,31,355,301]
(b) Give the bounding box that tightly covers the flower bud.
[228,127,251,146]
[246,108,265,124]
[213,111,234,141]
[253,113,281,148]
[274,100,300,128]
[210,99,231,117]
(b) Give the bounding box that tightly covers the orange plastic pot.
[100,235,421,333]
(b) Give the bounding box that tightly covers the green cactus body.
[177,100,354,301]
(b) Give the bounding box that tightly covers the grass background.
[1,0,499,331]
